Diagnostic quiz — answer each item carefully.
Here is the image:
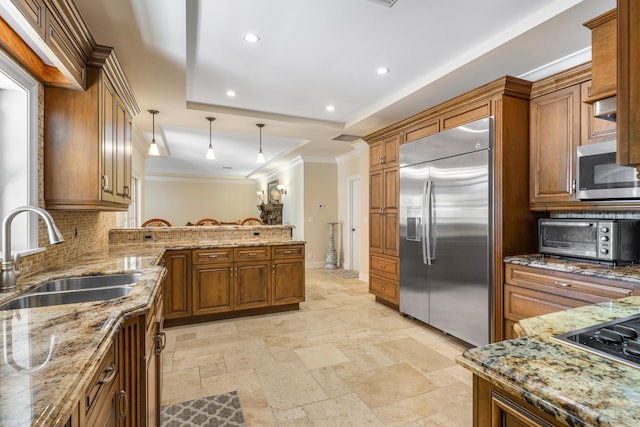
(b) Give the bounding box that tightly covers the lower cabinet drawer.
[85,341,117,420]
[234,247,270,261]
[370,275,398,301]
[192,248,233,264]
[272,245,304,259]
[370,254,399,279]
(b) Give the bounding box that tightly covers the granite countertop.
[0,238,303,426]
[458,255,640,427]
[505,254,640,286]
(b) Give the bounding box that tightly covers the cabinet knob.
[381,286,386,291]
[123,185,130,196]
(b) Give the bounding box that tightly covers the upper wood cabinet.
[530,83,581,206]
[44,48,139,210]
[5,0,91,89]
[369,134,399,171]
[583,9,617,103]
[529,63,640,211]
[580,81,617,145]
[617,0,640,168]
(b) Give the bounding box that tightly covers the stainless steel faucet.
[1,206,64,292]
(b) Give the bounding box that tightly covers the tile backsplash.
[17,211,116,277]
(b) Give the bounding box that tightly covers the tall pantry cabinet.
[365,77,537,342]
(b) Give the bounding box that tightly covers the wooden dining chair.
[194,218,221,226]
[240,217,265,226]
[141,218,172,227]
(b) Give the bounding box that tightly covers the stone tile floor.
[161,269,474,426]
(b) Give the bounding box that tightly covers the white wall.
[144,177,259,226]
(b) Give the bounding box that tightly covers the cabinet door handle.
[554,281,571,287]
[285,250,292,254]
[379,156,384,165]
[118,390,128,420]
[248,252,257,256]
[207,254,218,258]
[571,179,576,193]
[99,363,117,384]
[155,331,166,356]
[123,185,130,196]
[381,155,386,164]
[101,175,109,191]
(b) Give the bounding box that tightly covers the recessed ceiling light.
[244,33,260,43]
[377,67,390,75]
[226,90,237,97]
[326,105,335,112]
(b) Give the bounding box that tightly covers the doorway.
[347,176,360,272]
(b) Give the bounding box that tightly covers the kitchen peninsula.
[0,225,304,426]
[458,257,640,427]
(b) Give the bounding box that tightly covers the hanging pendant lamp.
[256,123,265,164]
[147,109,160,157]
[205,117,216,160]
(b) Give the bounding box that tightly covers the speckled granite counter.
[458,257,640,426]
[505,254,640,287]
[0,237,303,426]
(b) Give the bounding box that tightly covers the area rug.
[161,391,246,427]
[328,268,359,279]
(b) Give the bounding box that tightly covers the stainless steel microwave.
[538,218,640,264]
[576,140,640,200]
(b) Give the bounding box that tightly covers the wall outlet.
[143,234,154,240]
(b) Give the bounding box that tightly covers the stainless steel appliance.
[576,140,640,200]
[399,117,492,347]
[538,218,640,264]
[553,313,640,369]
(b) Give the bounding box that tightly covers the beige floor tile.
[380,337,455,373]
[254,360,328,411]
[295,343,350,370]
[224,338,276,372]
[161,367,202,405]
[161,269,473,426]
[372,392,439,426]
[302,393,384,426]
[346,363,438,408]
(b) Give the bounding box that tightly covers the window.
[0,50,38,254]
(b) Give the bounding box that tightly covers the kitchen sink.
[0,285,134,310]
[32,272,142,293]
[0,273,142,311]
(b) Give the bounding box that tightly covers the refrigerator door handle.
[423,180,433,265]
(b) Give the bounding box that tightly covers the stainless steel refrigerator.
[399,117,492,347]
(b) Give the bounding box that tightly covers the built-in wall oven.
[577,140,640,200]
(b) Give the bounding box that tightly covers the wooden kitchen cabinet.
[530,83,581,206]
[192,262,234,315]
[9,0,46,38]
[163,250,192,320]
[84,339,121,427]
[368,133,400,308]
[474,375,560,427]
[44,48,139,210]
[164,244,305,325]
[119,282,165,427]
[583,9,617,104]
[580,81,617,145]
[503,263,634,339]
[272,245,305,305]
[369,134,400,171]
[617,0,640,168]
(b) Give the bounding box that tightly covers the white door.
[349,177,361,271]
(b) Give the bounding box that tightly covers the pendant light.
[147,109,160,157]
[205,117,216,160]
[256,123,265,164]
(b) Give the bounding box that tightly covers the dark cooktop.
[552,313,640,369]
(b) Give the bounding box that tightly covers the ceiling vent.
[368,0,398,7]
[332,134,362,142]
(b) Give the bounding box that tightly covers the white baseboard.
[359,272,369,283]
